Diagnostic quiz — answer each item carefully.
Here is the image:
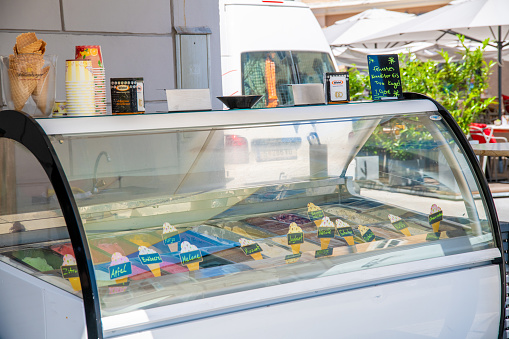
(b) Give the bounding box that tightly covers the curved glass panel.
[0,138,81,295]
[50,111,494,318]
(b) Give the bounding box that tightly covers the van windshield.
[241,51,335,108]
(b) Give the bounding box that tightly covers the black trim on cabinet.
[0,110,102,339]
[403,93,506,339]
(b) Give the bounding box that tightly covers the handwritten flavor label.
[361,229,376,242]
[337,227,354,237]
[308,210,324,221]
[367,54,402,100]
[315,248,333,258]
[61,265,79,279]
[241,243,262,256]
[426,232,441,241]
[288,233,304,245]
[392,220,408,231]
[109,262,132,280]
[163,232,180,245]
[285,253,302,262]
[180,250,203,265]
[318,227,335,238]
[429,211,443,225]
[139,253,162,265]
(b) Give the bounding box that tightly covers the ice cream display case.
[0,93,505,339]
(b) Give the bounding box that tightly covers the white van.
[219,0,337,108]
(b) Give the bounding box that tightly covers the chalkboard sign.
[139,253,163,265]
[317,227,335,238]
[367,54,402,100]
[392,220,409,231]
[426,232,441,241]
[109,262,132,280]
[361,229,376,243]
[315,248,333,258]
[308,210,325,221]
[61,265,79,279]
[163,232,180,245]
[285,253,301,261]
[288,232,304,245]
[241,243,263,256]
[429,211,443,225]
[180,250,203,265]
[337,227,354,237]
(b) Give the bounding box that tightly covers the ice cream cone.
[19,40,43,54]
[432,222,440,233]
[400,228,411,237]
[32,66,50,113]
[15,33,37,52]
[290,244,301,254]
[115,277,128,284]
[344,236,355,246]
[69,277,81,291]
[186,262,200,271]
[320,238,331,250]
[8,69,34,110]
[313,220,321,228]
[147,263,161,277]
[250,252,263,260]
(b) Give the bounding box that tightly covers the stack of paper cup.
[65,60,95,115]
[75,46,106,115]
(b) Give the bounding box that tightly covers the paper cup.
[75,46,103,68]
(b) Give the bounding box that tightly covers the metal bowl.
[217,95,263,109]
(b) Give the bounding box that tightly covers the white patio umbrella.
[323,9,415,48]
[352,0,509,116]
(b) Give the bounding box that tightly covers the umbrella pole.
[499,26,503,119]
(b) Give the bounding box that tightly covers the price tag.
[361,229,376,243]
[308,210,324,221]
[429,211,443,225]
[392,220,408,231]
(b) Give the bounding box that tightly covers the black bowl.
[217,95,263,109]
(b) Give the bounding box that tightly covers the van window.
[241,51,335,108]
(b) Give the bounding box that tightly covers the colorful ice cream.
[162,222,179,252]
[62,254,81,291]
[287,222,304,254]
[336,219,355,245]
[239,237,263,260]
[138,246,162,277]
[317,216,335,249]
[180,241,201,271]
[110,252,130,283]
[388,214,411,236]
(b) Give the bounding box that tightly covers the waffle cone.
[32,66,50,113]
[147,263,161,277]
[250,252,263,260]
[68,277,82,291]
[8,69,34,110]
[320,238,331,250]
[344,236,355,246]
[15,33,37,52]
[290,244,301,254]
[313,220,321,228]
[186,262,200,271]
[19,40,43,54]
[400,228,411,237]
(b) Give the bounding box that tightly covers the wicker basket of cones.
[0,32,56,116]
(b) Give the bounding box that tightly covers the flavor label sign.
[139,253,163,265]
[288,233,304,245]
[241,243,263,256]
[337,227,354,237]
[308,210,324,221]
[180,250,203,265]
[285,253,301,262]
[318,227,335,238]
[392,220,408,231]
[315,248,333,258]
[61,265,79,279]
[361,229,376,242]
[429,211,443,225]
[163,232,180,245]
[109,262,132,280]
[368,54,403,100]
